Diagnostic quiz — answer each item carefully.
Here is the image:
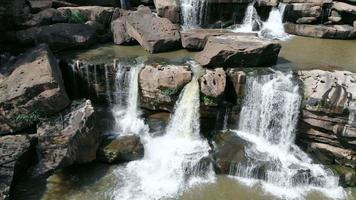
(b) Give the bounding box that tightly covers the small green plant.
[69,11,85,24]
[162,88,178,96]
[202,94,218,106]
[15,110,44,124]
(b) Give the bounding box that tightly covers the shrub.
[69,11,85,24]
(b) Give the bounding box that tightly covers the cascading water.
[112,61,148,136]
[234,2,262,32]
[111,62,214,200]
[260,3,290,40]
[181,0,208,30]
[231,72,347,200]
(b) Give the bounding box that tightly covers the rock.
[97,135,144,164]
[354,21,356,28]
[21,8,68,28]
[281,0,331,3]
[226,68,246,104]
[0,44,70,135]
[111,6,181,53]
[34,99,99,177]
[328,10,342,24]
[284,23,356,39]
[111,9,136,44]
[335,166,356,187]
[16,23,97,50]
[154,0,180,23]
[212,131,248,174]
[285,3,322,23]
[296,17,318,24]
[298,70,356,114]
[181,29,258,51]
[199,68,226,98]
[139,64,192,111]
[28,0,53,12]
[0,135,36,200]
[195,35,281,68]
[332,2,356,15]
[57,6,114,26]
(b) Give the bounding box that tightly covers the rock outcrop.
[111,6,181,53]
[153,0,180,23]
[57,6,114,26]
[97,135,144,164]
[34,99,99,177]
[181,29,257,51]
[284,23,356,39]
[139,64,192,111]
[0,44,70,135]
[297,70,356,170]
[0,135,36,200]
[195,35,281,68]
[15,23,97,50]
[199,68,226,106]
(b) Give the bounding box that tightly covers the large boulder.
[57,6,114,26]
[284,23,356,39]
[297,70,356,169]
[181,29,257,51]
[111,6,181,53]
[0,44,70,135]
[139,64,192,111]
[199,68,226,106]
[20,8,68,28]
[27,0,53,12]
[332,2,356,15]
[195,35,281,68]
[97,135,144,164]
[15,23,97,50]
[0,135,36,200]
[153,0,180,23]
[284,3,322,23]
[33,99,99,177]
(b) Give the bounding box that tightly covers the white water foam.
[112,61,148,136]
[259,4,290,40]
[231,72,347,200]
[181,0,208,30]
[111,62,214,200]
[234,2,261,33]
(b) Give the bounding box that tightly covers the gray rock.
[57,6,114,26]
[21,8,67,28]
[296,17,318,24]
[332,2,356,15]
[0,44,70,135]
[34,99,99,177]
[0,135,36,200]
[199,68,226,98]
[139,64,192,111]
[16,23,97,50]
[111,6,181,53]
[97,135,144,164]
[181,29,257,51]
[154,0,180,23]
[28,0,53,12]
[284,23,356,39]
[195,35,281,68]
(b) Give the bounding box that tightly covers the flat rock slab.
[284,23,356,39]
[0,135,36,200]
[195,35,281,68]
[181,29,258,51]
[111,6,181,53]
[57,6,114,26]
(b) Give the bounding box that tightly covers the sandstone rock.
[97,135,144,164]
[111,6,181,53]
[354,21,356,28]
[16,23,97,50]
[226,68,246,104]
[281,0,331,3]
[34,99,99,177]
[21,8,67,28]
[0,44,70,135]
[296,17,318,24]
[154,0,180,23]
[28,0,53,12]
[139,64,192,111]
[332,2,356,15]
[284,23,356,39]
[0,135,36,200]
[199,68,226,98]
[195,35,281,68]
[181,29,257,51]
[328,10,342,24]
[111,9,136,44]
[58,6,114,26]
[285,3,322,23]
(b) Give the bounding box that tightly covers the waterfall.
[112,61,148,136]
[234,2,262,32]
[181,0,208,30]
[112,62,214,200]
[232,72,347,200]
[260,3,290,40]
[104,65,113,106]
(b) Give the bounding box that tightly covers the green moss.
[15,110,44,124]
[69,11,85,24]
[162,88,178,96]
[201,94,218,106]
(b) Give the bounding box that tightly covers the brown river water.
[12,36,356,200]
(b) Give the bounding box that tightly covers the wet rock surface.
[195,35,281,68]
[153,0,180,23]
[284,23,356,39]
[0,44,70,135]
[97,135,144,164]
[34,99,99,177]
